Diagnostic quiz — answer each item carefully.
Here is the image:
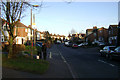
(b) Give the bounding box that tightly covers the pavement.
[2,44,73,79]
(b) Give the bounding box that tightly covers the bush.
[25,46,38,55]
[2,44,9,52]
[2,44,25,54]
[13,44,25,56]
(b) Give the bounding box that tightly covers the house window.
[94,33,96,36]
[1,36,4,42]
[25,28,27,32]
[28,29,31,33]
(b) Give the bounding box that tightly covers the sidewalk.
[2,44,72,78]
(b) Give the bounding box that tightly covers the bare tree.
[70,28,76,34]
[1,1,42,58]
[44,31,51,42]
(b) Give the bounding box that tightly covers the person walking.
[37,47,42,59]
[42,43,47,60]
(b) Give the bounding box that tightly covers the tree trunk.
[8,37,13,59]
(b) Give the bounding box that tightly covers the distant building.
[85,26,98,43]
[98,27,108,43]
[108,25,118,46]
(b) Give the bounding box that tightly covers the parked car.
[25,41,42,47]
[83,42,88,46]
[92,41,99,45]
[98,42,105,46]
[98,42,106,49]
[36,42,42,47]
[72,44,78,48]
[56,40,61,44]
[109,46,120,60]
[99,46,116,58]
[68,42,73,47]
[78,43,84,47]
[78,42,88,47]
[64,41,69,46]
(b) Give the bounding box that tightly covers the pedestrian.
[37,48,42,59]
[42,42,47,60]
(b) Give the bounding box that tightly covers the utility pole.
[33,14,36,46]
[30,8,33,58]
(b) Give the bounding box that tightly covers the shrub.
[12,44,25,56]
[2,44,9,52]
[25,46,38,55]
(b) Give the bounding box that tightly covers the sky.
[21,2,118,36]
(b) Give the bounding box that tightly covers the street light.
[30,5,39,58]
[30,5,39,46]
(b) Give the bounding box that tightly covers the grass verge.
[2,54,49,74]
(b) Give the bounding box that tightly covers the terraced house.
[85,26,109,44]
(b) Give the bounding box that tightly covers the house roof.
[109,25,118,28]
[80,34,86,37]
[98,27,108,31]
[68,34,72,37]
[86,29,93,31]
[14,20,28,28]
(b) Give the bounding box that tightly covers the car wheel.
[109,54,113,60]
[106,54,109,58]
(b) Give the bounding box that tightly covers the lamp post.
[31,5,39,46]
[30,5,39,58]
[33,14,36,46]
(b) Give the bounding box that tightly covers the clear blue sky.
[21,2,118,36]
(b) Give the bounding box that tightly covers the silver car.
[109,46,120,60]
[99,46,116,58]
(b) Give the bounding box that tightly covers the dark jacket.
[42,44,47,53]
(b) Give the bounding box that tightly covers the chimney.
[18,19,20,21]
[93,26,97,29]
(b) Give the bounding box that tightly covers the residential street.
[2,43,120,79]
[53,44,119,79]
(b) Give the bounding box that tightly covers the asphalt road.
[54,43,119,79]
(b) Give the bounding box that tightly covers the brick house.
[98,27,108,43]
[67,34,72,40]
[85,26,98,43]
[27,25,34,41]
[39,31,45,40]
[36,31,41,41]
[108,25,118,46]
[14,19,28,44]
[1,19,34,44]
[86,32,95,43]
[78,33,86,40]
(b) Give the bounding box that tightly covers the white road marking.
[49,52,52,59]
[98,59,115,67]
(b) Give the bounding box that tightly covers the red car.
[72,44,78,48]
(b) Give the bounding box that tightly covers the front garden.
[2,44,49,74]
